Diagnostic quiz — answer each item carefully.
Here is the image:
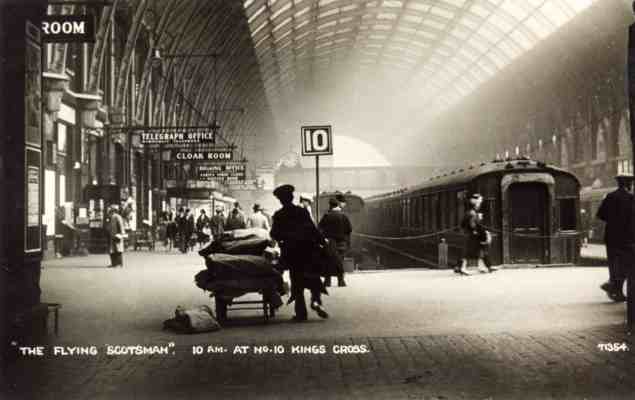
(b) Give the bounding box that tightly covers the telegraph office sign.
[301,125,332,156]
[42,15,95,43]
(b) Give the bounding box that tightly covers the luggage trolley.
[203,277,281,324]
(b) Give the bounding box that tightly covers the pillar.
[1,0,48,380]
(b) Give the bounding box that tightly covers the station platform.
[6,250,632,400]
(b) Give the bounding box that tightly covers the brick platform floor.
[4,251,633,399]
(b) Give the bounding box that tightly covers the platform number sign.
[301,125,333,156]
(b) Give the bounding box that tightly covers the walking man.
[299,196,315,222]
[318,198,352,287]
[597,174,635,302]
[107,204,126,268]
[247,203,270,230]
[270,184,329,322]
[210,207,225,240]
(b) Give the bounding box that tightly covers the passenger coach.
[361,158,580,267]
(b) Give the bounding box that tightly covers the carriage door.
[509,183,547,263]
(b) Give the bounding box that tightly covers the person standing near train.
[319,198,352,287]
[596,173,634,302]
[456,193,496,275]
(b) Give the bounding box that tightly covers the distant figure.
[185,209,195,251]
[270,184,329,322]
[596,174,635,302]
[165,209,177,251]
[318,198,352,287]
[225,207,247,230]
[107,205,125,268]
[247,203,270,230]
[196,210,211,245]
[299,196,314,222]
[210,207,225,240]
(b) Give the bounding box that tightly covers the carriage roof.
[364,158,578,204]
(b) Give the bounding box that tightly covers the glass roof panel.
[272,2,292,19]
[500,1,530,21]
[540,1,569,26]
[430,6,455,19]
[523,15,553,39]
[568,0,594,12]
[243,0,600,118]
[294,6,310,18]
[406,2,429,12]
[319,8,339,18]
[383,0,403,7]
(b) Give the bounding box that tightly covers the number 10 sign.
[301,125,333,156]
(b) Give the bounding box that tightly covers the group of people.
[160,203,271,253]
[270,185,352,322]
[454,193,498,276]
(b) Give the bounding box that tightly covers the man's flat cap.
[273,184,295,198]
[329,198,340,208]
[335,193,346,202]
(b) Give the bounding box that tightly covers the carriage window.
[559,198,576,230]
[480,200,490,228]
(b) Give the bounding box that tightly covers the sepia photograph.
[1,0,635,399]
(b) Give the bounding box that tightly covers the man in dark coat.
[319,198,352,287]
[107,205,126,268]
[597,174,635,302]
[270,184,329,322]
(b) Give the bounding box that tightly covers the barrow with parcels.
[195,229,285,324]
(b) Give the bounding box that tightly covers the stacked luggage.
[195,228,285,323]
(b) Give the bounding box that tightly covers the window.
[57,123,67,154]
[559,198,576,231]
[618,159,633,175]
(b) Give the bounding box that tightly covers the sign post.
[301,125,333,220]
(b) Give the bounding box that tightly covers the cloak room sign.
[42,15,95,43]
[171,150,233,162]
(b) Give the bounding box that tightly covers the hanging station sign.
[41,15,96,43]
[171,149,233,162]
[137,128,216,145]
[197,163,246,182]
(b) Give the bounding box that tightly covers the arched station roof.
[243,0,597,119]
[49,0,605,165]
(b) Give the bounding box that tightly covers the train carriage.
[361,158,580,268]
